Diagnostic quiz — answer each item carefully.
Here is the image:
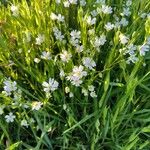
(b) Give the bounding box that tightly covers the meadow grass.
[0,0,150,149]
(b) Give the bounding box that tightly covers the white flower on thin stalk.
[67,65,87,86]
[88,29,95,35]
[70,30,81,40]
[32,101,43,111]
[5,112,16,123]
[96,0,105,4]
[91,10,98,17]
[126,0,132,6]
[101,5,113,14]
[50,13,65,22]
[35,34,45,45]
[86,16,96,26]
[50,12,58,20]
[125,44,137,55]
[88,85,95,92]
[82,88,88,96]
[72,65,87,79]
[42,78,59,92]
[53,27,64,41]
[69,0,77,4]
[55,31,64,41]
[82,57,96,70]
[120,18,129,27]
[119,34,129,44]
[65,87,70,94]
[146,37,150,45]
[126,55,139,64]
[70,38,80,47]
[34,58,41,63]
[41,51,51,60]
[93,35,106,48]
[76,45,83,53]
[90,91,97,98]
[64,1,70,7]
[3,79,17,94]
[56,0,61,4]
[105,22,114,31]
[60,50,72,62]
[10,5,19,16]
[121,7,131,17]
[69,92,74,97]
[80,0,86,6]
[139,44,149,56]
[21,119,29,128]
[60,69,65,78]
[57,14,65,22]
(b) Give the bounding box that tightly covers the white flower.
[69,0,77,4]
[101,5,112,14]
[105,22,114,31]
[32,101,43,110]
[88,85,95,92]
[140,13,147,19]
[120,18,129,27]
[5,113,16,123]
[21,119,29,128]
[72,65,87,79]
[86,16,96,26]
[139,44,149,56]
[126,0,132,6]
[82,57,96,70]
[93,35,106,48]
[4,79,17,93]
[41,51,51,60]
[70,30,81,39]
[126,55,139,64]
[91,10,98,17]
[82,88,88,96]
[57,14,65,22]
[69,92,74,97]
[76,45,83,53]
[125,44,137,55]
[50,12,58,20]
[35,34,45,45]
[96,0,106,4]
[67,65,87,86]
[88,29,95,35]
[53,27,64,41]
[64,1,70,7]
[119,34,129,44]
[60,69,65,77]
[60,50,72,62]
[146,37,150,45]
[90,91,97,98]
[42,78,59,92]
[56,0,61,4]
[13,89,22,101]
[10,5,19,16]
[34,58,41,63]
[70,38,80,47]
[65,87,70,93]
[122,7,131,16]
[80,0,86,6]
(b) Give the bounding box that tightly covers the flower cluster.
[67,65,87,86]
